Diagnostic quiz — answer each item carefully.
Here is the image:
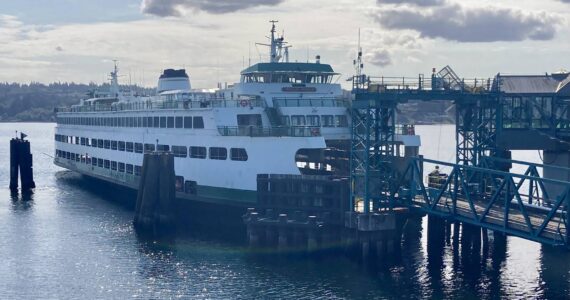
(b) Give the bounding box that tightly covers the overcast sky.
[1,0,568,88]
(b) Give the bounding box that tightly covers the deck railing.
[273,97,348,108]
[217,126,321,137]
[55,98,266,113]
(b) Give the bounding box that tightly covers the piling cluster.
[134,152,177,236]
[9,138,36,192]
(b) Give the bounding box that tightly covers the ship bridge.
[240,62,339,84]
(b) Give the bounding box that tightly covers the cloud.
[365,49,392,67]
[141,0,284,16]
[377,0,445,7]
[373,3,561,42]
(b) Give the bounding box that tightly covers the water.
[1,123,570,299]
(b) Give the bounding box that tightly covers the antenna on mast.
[352,29,365,90]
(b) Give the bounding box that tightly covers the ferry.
[53,22,419,208]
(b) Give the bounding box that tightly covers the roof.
[160,69,189,79]
[498,73,570,95]
[241,62,336,74]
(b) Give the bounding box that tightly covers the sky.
[0,0,569,89]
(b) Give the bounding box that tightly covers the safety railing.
[55,98,266,113]
[273,97,348,108]
[217,126,321,137]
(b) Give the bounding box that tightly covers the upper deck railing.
[217,126,321,137]
[273,97,349,108]
[55,98,266,113]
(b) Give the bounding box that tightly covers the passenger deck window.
[230,148,248,161]
[321,115,334,127]
[104,140,110,149]
[167,116,174,128]
[126,142,134,152]
[307,115,320,126]
[135,166,142,176]
[335,115,348,127]
[209,147,227,160]
[157,144,170,152]
[118,141,126,151]
[175,116,183,128]
[144,144,155,153]
[172,146,188,158]
[104,160,110,169]
[193,116,204,129]
[189,146,206,159]
[135,143,143,153]
[160,116,167,128]
[118,162,125,172]
[153,116,160,128]
[97,140,104,148]
[111,161,117,171]
[111,141,117,150]
[291,115,306,126]
[184,117,192,128]
[126,164,133,174]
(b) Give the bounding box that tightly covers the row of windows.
[56,150,142,175]
[55,134,248,161]
[282,114,348,127]
[57,115,205,129]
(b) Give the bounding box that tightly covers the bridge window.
[230,148,248,161]
[209,147,227,160]
[190,146,206,159]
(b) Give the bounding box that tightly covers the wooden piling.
[134,152,177,236]
[9,139,19,191]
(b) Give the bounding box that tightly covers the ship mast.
[256,20,291,63]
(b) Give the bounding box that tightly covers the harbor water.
[1,123,570,299]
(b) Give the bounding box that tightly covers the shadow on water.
[540,245,570,299]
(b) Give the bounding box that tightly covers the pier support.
[9,137,36,192]
[134,152,177,236]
